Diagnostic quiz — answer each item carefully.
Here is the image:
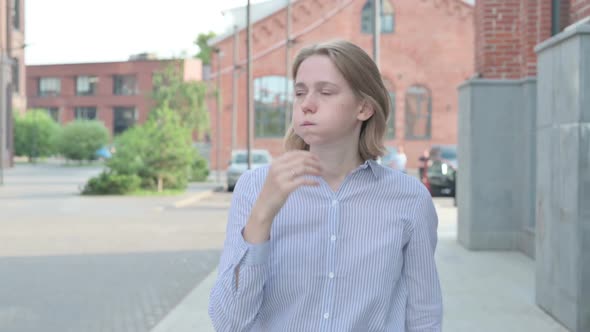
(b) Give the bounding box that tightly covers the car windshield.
[440,148,457,160]
[233,153,269,164]
[432,146,457,160]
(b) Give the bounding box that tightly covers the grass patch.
[60,160,106,168]
[126,189,185,197]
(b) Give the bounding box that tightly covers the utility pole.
[0,0,13,185]
[373,0,381,68]
[246,0,253,170]
[231,25,239,150]
[215,48,224,184]
[284,0,292,131]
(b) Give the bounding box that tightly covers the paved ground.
[154,195,569,332]
[0,163,226,332]
[0,164,569,332]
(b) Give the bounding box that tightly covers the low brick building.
[26,57,202,136]
[208,0,475,169]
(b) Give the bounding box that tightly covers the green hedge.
[14,110,61,161]
[59,120,109,162]
[82,171,141,195]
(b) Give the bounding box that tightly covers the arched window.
[361,0,395,34]
[405,85,432,139]
[383,79,396,139]
[254,76,293,138]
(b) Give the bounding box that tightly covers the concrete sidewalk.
[151,199,568,332]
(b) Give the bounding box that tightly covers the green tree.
[14,110,61,162]
[106,107,194,192]
[194,31,216,65]
[58,120,110,162]
[143,107,194,192]
[151,62,210,137]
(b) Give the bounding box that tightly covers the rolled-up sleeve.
[208,170,270,332]
[403,191,443,331]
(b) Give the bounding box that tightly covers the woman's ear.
[357,100,375,121]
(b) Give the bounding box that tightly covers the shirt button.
[323,312,330,319]
[330,235,336,242]
[328,272,335,279]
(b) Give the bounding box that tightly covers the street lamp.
[246,0,253,170]
[214,48,224,184]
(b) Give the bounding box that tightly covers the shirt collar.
[358,159,380,179]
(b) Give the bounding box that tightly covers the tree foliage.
[14,110,61,162]
[151,62,210,136]
[58,120,110,162]
[194,31,216,65]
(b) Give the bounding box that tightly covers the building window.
[405,85,432,140]
[76,76,98,96]
[386,91,396,139]
[12,0,20,30]
[113,107,136,134]
[11,58,19,93]
[43,107,60,122]
[38,78,61,97]
[254,76,293,138]
[113,75,138,95]
[74,107,97,120]
[383,79,396,139]
[361,0,395,34]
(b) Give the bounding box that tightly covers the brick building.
[458,0,589,330]
[1,0,26,169]
[208,0,474,169]
[26,57,202,136]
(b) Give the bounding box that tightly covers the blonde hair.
[284,39,390,161]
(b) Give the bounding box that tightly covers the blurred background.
[0,0,588,331]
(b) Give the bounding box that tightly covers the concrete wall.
[534,23,590,332]
[457,78,537,256]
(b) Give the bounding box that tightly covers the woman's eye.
[320,91,332,95]
[295,91,305,96]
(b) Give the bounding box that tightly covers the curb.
[173,191,214,208]
[172,185,225,208]
[150,269,218,332]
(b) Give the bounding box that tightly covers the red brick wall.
[570,0,590,23]
[209,0,474,170]
[476,0,589,79]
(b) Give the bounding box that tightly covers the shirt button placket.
[323,197,339,328]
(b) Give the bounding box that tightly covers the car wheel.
[227,184,235,192]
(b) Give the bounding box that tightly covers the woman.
[209,40,442,331]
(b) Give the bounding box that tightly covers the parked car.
[421,145,457,197]
[429,145,457,170]
[226,149,272,191]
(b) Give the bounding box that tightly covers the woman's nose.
[300,94,317,114]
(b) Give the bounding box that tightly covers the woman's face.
[292,55,372,147]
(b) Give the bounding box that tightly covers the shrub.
[58,120,109,162]
[82,171,141,195]
[14,110,61,161]
[104,106,194,192]
[191,151,209,182]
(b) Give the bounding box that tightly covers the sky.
[25,0,269,65]
[25,0,475,65]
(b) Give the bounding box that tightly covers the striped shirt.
[209,160,442,331]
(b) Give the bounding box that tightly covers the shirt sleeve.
[403,190,443,331]
[208,170,271,332]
